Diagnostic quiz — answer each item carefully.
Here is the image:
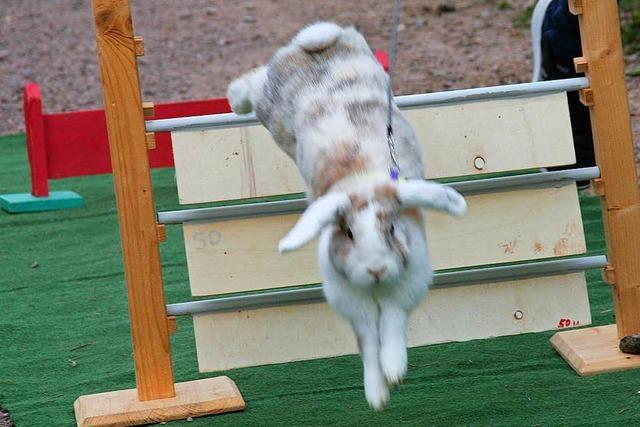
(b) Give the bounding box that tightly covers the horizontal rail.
[395,77,589,109]
[166,255,607,316]
[146,77,589,133]
[157,167,600,224]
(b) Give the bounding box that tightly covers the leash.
[386,0,402,180]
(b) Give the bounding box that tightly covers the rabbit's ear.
[279,192,351,253]
[397,180,467,217]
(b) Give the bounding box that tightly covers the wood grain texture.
[550,325,640,376]
[172,127,304,204]
[184,185,585,296]
[92,0,174,400]
[74,377,245,426]
[194,273,590,372]
[577,0,640,337]
[171,93,575,204]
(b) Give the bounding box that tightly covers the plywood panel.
[550,325,640,376]
[172,127,305,204]
[172,93,575,204]
[74,377,244,426]
[184,185,585,296]
[405,92,575,179]
[194,273,591,372]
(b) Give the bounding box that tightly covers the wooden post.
[551,0,640,375]
[75,1,244,424]
[575,0,640,338]
[92,0,175,401]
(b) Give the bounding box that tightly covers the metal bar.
[452,166,599,195]
[159,198,308,224]
[395,77,589,109]
[166,255,607,316]
[157,167,600,224]
[146,77,589,133]
[433,255,606,287]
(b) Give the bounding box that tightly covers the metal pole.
[157,167,600,225]
[166,255,607,316]
[146,77,589,133]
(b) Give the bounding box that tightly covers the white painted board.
[194,273,591,372]
[184,185,586,296]
[171,93,575,204]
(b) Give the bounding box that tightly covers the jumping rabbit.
[227,22,466,410]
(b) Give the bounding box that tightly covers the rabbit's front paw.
[445,187,467,217]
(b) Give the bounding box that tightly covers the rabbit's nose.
[367,266,387,280]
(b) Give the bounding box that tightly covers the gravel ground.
[0,0,638,154]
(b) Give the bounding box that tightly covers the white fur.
[227,22,466,410]
[318,215,432,410]
[397,180,467,217]
[293,22,342,52]
[226,66,267,114]
[278,192,351,253]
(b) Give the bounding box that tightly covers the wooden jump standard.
[549,0,640,375]
[74,0,640,425]
[74,1,244,426]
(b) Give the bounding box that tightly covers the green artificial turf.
[1,132,638,426]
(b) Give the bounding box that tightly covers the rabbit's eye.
[389,224,395,236]
[338,220,354,241]
[346,228,354,241]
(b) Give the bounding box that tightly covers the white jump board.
[171,93,575,204]
[184,185,585,296]
[194,273,591,372]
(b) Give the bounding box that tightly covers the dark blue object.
[542,0,582,61]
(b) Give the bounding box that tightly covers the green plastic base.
[0,191,84,213]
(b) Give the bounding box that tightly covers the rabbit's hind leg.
[378,302,408,387]
[351,309,389,410]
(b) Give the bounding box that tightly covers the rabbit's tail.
[293,22,342,53]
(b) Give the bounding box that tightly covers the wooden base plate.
[74,376,245,427]
[551,324,640,376]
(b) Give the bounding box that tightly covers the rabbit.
[227,21,466,410]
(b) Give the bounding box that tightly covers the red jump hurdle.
[25,83,232,195]
[1,84,232,213]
